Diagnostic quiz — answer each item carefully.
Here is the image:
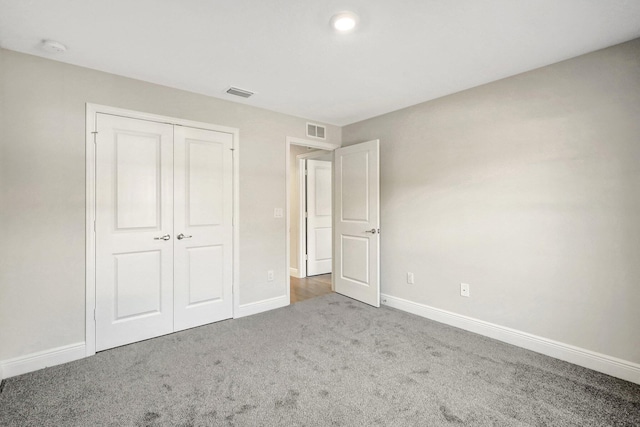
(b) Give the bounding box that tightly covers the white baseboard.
[234,294,289,318]
[0,342,86,380]
[289,267,299,277]
[381,294,640,385]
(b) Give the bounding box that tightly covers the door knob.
[365,228,377,234]
[177,233,192,240]
[154,234,171,241]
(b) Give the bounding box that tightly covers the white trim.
[0,342,86,380]
[296,158,307,279]
[285,137,339,303]
[234,295,289,318]
[86,103,240,354]
[289,267,301,278]
[287,136,339,151]
[232,127,241,322]
[381,294,640,385]
[297,157,306,278]
[85,104,97,357]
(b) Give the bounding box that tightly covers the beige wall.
[343,39,640,364]
[0,48,341,361]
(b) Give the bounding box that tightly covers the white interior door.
[334,140,380,307]
[95,114,175,351]
[173,126,234,331]
[306,159,332,276]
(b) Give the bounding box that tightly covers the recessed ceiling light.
[331,11,359,33]
[41,39,67,53]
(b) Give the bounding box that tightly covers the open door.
[333,140,380,307]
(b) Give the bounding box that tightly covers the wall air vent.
[226,86,254,98]
[306,122,326,140]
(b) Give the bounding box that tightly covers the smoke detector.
[42,40,67,53]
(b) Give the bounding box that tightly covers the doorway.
[286,137,338,304]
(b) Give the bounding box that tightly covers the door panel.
[115,134,161,229]
[341,151,369,221]
[114,251,162,319]
[340,235,369,285]
[95,114,174,351]
[334,140,380,307]
[307,159,332,276]
[186,245,224,304]
[174,126,233,331]
[187,141,224,226]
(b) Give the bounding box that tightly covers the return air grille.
[306,122,326,140]
[226,86,254,98]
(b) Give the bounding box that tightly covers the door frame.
[295,151,333,279]
[85,103,240,357]
[285,137,339,302]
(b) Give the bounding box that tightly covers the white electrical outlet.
[274,208,283,218]
[407,272,415,284]
[460,283,470,297]
[267,270,274,282]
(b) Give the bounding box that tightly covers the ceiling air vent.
[306,122,326,140]
[226,86,254,98]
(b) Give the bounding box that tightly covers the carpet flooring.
[1,293,638,426]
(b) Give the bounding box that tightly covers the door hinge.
[93,220,96,232]
[93,309,96,320]
[304,169,308,176]
[305,254,308,260]
[304,212,308,218]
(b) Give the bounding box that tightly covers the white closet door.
[173,126,234,331]
[95,114,174,351]
[306,159,332,276]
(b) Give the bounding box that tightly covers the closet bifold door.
[173,126,234,331]
[95,114,175,352]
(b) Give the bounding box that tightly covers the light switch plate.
[274,208,283,218]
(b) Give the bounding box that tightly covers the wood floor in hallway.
[290,274,332,303]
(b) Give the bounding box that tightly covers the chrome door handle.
[154,234,171,241]
[177,233,192,240]
[365,228,377,234]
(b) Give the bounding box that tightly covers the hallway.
[290,274,332,303]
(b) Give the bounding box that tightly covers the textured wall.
[343,39,640,363]
[0,48,340,360]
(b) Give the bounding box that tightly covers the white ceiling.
[1,0,639,126]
